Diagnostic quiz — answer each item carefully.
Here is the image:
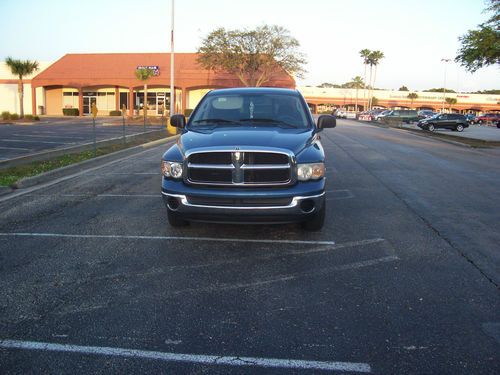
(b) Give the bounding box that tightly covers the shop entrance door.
[83,95,97,115]
[156,94,165,115]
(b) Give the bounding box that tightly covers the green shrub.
[34,116,40,121]
[109,110,122,116]
[24,115,34,120]
[9,113,19,120]
[62,108,79,116]
[1,111,10,120]
[184,108,194,117]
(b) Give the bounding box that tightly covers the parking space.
[0,119,164,160]
[0,121,499,373]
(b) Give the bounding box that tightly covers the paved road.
[0,120,499,374]
[0,118,164,161]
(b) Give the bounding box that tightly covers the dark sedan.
[417,113,469,132]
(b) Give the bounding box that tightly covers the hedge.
[24,115,40,121]
[1,111,10,120]
[63,108,80,116]
[109,110,122,116]
[184,108,194,117]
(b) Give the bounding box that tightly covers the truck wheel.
[456,124,464,132]
[428,124,435,132]
[167,209,189,227]
[301,204,325,231]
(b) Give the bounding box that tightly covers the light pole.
[170,0,175,117]
[441,58,451,113]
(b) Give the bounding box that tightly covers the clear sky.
[0,0,498,92]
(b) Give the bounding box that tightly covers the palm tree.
[135,68,155,126]
[407,92,418,109]
[359,49,371,111]
[5,57,39,118]
[368,50,384,110]
[349,76,364,112]
[445,97,457,112]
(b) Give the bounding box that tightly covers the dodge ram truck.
[161,87,336,230]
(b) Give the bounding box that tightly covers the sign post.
[91,103,98,157]
[121,104,127,144]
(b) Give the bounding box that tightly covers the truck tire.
[167,209,189,227]
[301,204,325,231]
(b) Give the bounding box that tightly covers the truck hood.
[179,126,315,156]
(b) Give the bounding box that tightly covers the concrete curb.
[1,134,178,194]
[0,129,167,170]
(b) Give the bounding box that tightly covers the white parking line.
[0,339,371,372]
[11,133,87,140]
[0,232,336,245]
[0,146,31,151]
[2,139,67,144]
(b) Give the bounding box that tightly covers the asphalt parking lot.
[0,117,164,161]
[0,120,499,373]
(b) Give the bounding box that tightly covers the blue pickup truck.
[161,87,336,230]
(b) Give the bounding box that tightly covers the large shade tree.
[197,25,307,87]
[5,57,39,118]
[455,0,499,72]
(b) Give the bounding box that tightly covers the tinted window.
[190,93,310,128]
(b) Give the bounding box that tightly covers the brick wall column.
[31,86,37,115]
[115,86,119,111]
[128,87,134,116]
[181,88,187,114]
[78,88,83,116]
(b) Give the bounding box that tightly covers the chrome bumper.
[161,191,325,222]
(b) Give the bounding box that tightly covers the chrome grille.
[186,150,292,186]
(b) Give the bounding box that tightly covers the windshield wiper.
[238,118,297,128]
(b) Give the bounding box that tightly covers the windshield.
[189,93,311,129]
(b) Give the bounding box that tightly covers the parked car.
[381,110,419,124]
[162,87,336,230]
[374,110,391,122]
[464,114,476,124]
[417,110,436,119]
[417,113,469,132]
[475,113,500,124]
[333,109,347,119]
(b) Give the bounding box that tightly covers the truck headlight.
[161,161,183,179]
[297,163,325,181]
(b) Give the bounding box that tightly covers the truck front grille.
[186,196,293,207]
[186,151,292,186]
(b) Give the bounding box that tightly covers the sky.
[0,0,498,92]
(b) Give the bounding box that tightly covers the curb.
[1,134,178,195]
[0,129,167,170]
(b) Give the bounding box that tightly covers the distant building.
[1,53,498,116]
[300,87,500,114]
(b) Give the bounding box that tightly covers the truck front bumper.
[161,179,325,224]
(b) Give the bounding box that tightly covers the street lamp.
[441,58,451,112]
[170,0,175,117]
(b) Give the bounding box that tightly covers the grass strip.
[0,131,170,187]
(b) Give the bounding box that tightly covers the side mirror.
[317,115,336,129]
[170,114,186,128]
